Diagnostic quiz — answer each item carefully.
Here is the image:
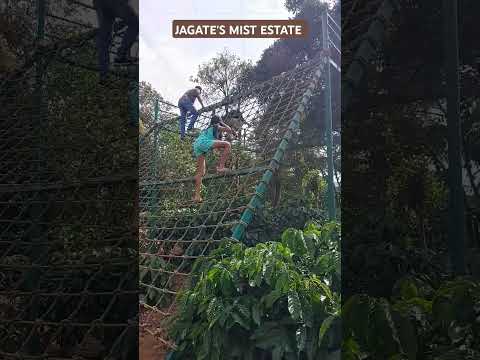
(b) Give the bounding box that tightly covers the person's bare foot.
[170,244,184,256]
[216,167,230,174]
[192,195,203,203]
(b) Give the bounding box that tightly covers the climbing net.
[139,52,329,345]
[0,1,138,359]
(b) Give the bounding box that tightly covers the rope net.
[139,52,329,345]
[1,1,138,359]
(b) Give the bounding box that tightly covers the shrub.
[169,222,341,360]
[343,277,480,360]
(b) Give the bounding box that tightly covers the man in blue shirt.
[178,86,205,139]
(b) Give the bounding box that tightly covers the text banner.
[172,20,308,38]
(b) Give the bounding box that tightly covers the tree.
[190,48,253,103]
[139,81,173,130]
[239,0,341,223]
[250,0,340,83]
[285,0,338,16]
[248,0,340,132]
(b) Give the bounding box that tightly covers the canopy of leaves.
[190,48,254,103]
[139,81,176,130]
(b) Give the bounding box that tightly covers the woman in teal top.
[193,115,236,203]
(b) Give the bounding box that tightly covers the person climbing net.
[178,85,205,139]
[192,114,236,203]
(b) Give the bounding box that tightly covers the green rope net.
[1,1,138,359]
[139,52,329,345]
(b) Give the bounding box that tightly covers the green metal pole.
[147,98,160,250]
[153,98,160,179]
[129,81,139,126]
[22,0,48,353]
[443,0,465,275]
[37,0,46,40]
[322,10,337,221]
[35,0,46,100]
[31,0,47,249]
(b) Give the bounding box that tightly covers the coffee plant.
[168,222,341,360]
[343,277,480,360]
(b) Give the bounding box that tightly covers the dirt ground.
[139,222,188,360]
[139,306,174,360]
[139,331,167,360]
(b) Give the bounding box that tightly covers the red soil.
[139,306,173,360]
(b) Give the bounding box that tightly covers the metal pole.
[443,0,465,275]
[322,10,337,221]
[22,0,48,353]
[30,0,47,249]
[128,81,139,126]
[153,98,160,178]
[37,0,46,39]
[35,0,46,99]
[147,98,160,249]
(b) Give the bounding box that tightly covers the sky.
[139,0,292,103]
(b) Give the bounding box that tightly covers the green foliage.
[301,169,328,208]
[169,222,341,360]
[343,278,480,360]
[139,255,174,308]
[252,0,338,81]
[190,48,254,103]
[247,169,333,245]
[284,0,336,16]
[139,81,172,129]
[157,127,197,180]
